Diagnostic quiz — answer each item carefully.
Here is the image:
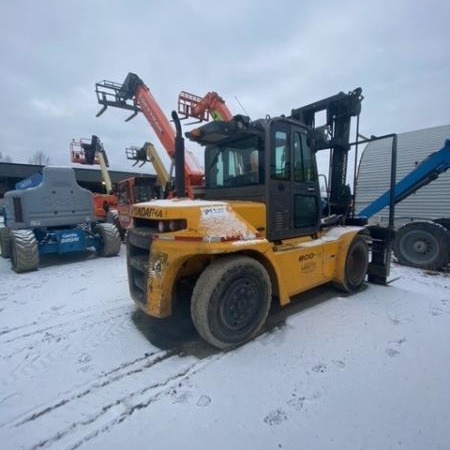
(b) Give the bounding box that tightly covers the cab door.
[267,120,321,241]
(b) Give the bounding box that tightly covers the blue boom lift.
[0,166,121,272]
[357,140,450,270]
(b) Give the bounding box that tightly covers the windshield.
[205,136,264,189]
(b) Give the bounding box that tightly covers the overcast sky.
[1,0,449,176]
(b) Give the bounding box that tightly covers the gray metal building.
[0,163,156,197]
[355,124,450,225]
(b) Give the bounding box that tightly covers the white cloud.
[0,0,449,171]
[31,98,70,118]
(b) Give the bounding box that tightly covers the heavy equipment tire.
[10,230,39,273]
[95,223,121,257]
[106,210,125,241]
[393,221,449,270]
[0,227,11,259]
[434,218,450,232]
[191,255,271,349]
[334,235,369,292]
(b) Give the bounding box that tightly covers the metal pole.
[172,111,185,198]
[352,114,360,217]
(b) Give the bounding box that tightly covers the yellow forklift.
[124,87,397,349]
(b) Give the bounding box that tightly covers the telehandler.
[125,88,396,349]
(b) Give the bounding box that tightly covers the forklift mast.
[290,88,363,215]
[95,73,204,197]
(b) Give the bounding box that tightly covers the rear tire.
[106,210,125,241]
[393,221,449,270]
[191,255,271,349]
[334,235,369,292]
[10,230,39,273]
[0,227,11,259]
[95,223,121,257]
[434,218,450,231]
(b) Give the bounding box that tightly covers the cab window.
[293,132,316,182]
[271,130,289,180]
[205,136,264,188]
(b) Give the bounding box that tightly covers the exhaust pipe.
[172,111,185,198]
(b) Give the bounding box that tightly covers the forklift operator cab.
[205,135,264,188]
[268,119,320,241]
[202,117,320,241]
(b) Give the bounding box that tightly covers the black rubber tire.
[95,223,121,257]
[334,235,369,292]
[0,227,11,259]
[191,255,271,349]
[434,218,450,232]
[10,230,39,273]
[393,221,449,270]
[106,210,126,241]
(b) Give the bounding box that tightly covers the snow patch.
[136,199,227,208]
[1,253,450,450]
[200,207,256,241]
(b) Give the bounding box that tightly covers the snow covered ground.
[1,247,449,450]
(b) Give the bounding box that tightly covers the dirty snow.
[200,211,256,241]
[1,248,450,450]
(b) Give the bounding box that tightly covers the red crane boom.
[95,73,203,197]
[178,91,233,122]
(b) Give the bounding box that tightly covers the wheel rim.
[218,275,262,333]
[347,243,367,286]
[399,230,439,266]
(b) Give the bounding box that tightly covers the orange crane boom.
[178,91,233,122]
[95,73,203,198]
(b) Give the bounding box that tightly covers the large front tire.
[10,230,39,273]
[95,223,121,257]
[191,255,271,349]
[334,235,369,292]
[393,221,449,270]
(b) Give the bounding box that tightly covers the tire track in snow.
[0,301,127,345]
[0,348,167,429]
[26,363,192,450]
[0,298,124,338]
[1,305,131,355]
[12,349,172,427]
[21,352,221,450]
[1,307,136,388]
[0,321,39,337]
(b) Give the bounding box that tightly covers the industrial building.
[0,163,156,198]
[355,124,450,225]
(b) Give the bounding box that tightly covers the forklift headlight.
[169,220,187,232]
[157,220,187,233]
